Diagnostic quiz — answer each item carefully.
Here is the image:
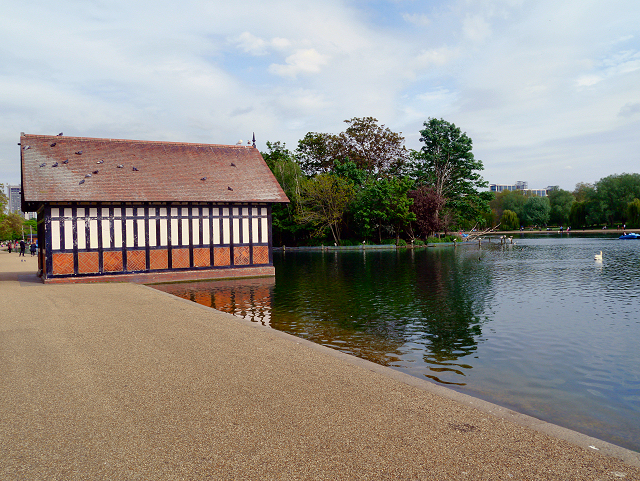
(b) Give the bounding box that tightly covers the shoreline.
[1,251,638,479]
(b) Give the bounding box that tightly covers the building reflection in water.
[153,277,274,326]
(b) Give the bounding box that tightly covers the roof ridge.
[21,134,252,149]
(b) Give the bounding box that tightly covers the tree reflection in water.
[154,248,493,386]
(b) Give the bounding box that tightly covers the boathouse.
[20,133,289,283]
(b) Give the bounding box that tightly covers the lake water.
[153,235,640,452]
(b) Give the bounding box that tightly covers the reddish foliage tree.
[409,185,446,238]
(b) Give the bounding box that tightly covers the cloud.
[462,15,492,43]
[619,102,640,117]
[230,32,292,56]
[268,49,330,78]
[402,13,431,27]
[1,0,640,192]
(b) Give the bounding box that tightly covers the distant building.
[6,184,22,214]
[21,133,289,283]
[5,184,36,218]
[489,181,549,197]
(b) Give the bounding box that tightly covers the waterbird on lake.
[595,251,603,261]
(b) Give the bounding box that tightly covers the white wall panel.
[77,218,86,249]
[148,219,157,247]
[114,219,122,248]
[52,220,60,250]
[89,219,98,249]
[125,219,135,247]
[137,219,146,247]
[102,220,111,248]
[171,219,179,245]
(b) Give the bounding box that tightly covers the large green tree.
[500,210,519,230]
[593,173,640,225]
[295,132,339,176]
[547,188,575,226]
[410,118,489,229]
[522,196,551,227]
[626,198,640,227]
[296,173,355,244]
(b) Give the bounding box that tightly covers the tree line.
[490,174,640,230]
[262,117,491,246]
[263,117,640,246]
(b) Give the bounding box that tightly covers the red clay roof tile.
[21,134,289,204]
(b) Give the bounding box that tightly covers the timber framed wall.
[43,202,272,280]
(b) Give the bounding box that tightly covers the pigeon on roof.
[201,177,207,181]
[52,162,59,167]
[75,150,83,155]
[85,174,92,178]
[132,167,139,171]
[117,164,124,168]
[50,142,56,147]
[62,159,69,164]
[93,170,99,174]
[79,179,85,185]
[57,132,63,136]
[39,163,46,167]
[228,186,233,191]
[97,160,104,164]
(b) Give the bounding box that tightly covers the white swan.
[594,251,603,261]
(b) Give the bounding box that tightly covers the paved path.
[0,250,638,480]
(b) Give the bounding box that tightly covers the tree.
[410,118,489,228]
[547,189,575,226]
[261,141,308,245]
[0,212,24,240]
[296,173,355,244]
[522,196,550,227]
[409,185,446,238]
[381,177,416,244]
[570,201,587,228]
[0,183,8,214]
[295,132,339,176]
[500,210,519,230]
[593,173,640,225]
[626,198,640,227]
[335,117,408,177]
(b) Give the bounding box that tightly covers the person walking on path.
[30,242,36,256]
[7,242,11,254]
[19,239,26,258]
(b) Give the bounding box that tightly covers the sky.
[2,0,639,192]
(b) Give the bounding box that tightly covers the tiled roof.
[20,134,289,205]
